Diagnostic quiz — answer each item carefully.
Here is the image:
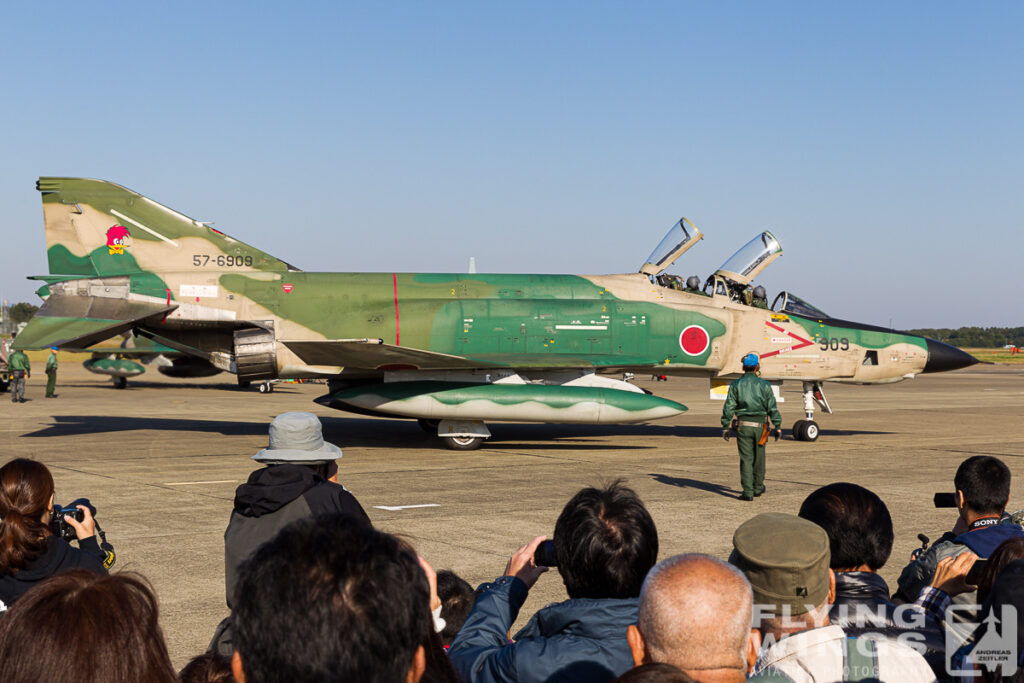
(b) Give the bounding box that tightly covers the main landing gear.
[792,381,831,442]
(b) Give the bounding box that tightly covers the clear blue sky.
[1,2,1020,328]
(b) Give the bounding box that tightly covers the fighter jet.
[15,178,977,448]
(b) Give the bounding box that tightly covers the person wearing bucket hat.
[730,513,935,683]
[721,353,782,501]
[210,412,371,655]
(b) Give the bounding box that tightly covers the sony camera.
[49,498,95,541]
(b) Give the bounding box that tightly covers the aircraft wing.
[13,297,177,350]
[282,339,505,370]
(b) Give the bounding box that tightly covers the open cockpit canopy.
[639,218,703,276]
[713,231,782,285]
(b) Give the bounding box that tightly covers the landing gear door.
[714,231,782,285]
[640,218,703,276]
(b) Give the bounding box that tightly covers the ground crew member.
[7,347,31,403]
[45,347,59,398]
[721,353,782,501]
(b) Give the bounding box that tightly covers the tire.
[417,418,441,434]
[791,420,806,441]
[237,379,251,389]
[258,382,269,393]
[802,420,820,442]
[114,377,127,389]
[442,435,484,451]
[0,381,7,394]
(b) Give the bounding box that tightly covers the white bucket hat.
[252,412,342,464]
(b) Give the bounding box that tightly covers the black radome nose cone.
[923,338,979,373]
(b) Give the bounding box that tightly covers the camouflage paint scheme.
[15,178,976,443]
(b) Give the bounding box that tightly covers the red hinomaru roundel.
[679,325,710,356]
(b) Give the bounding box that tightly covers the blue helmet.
[742,353,760,368]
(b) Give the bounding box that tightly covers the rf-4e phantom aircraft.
[15,178,978,449]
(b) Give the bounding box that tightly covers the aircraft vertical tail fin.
[36,177,299,279]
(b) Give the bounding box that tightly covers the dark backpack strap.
[843,636,879,681]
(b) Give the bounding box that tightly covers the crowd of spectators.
[1,413,1023,683]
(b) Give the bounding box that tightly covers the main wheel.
[417,418,441,434]
[114,377,127,389]
[791,420,806,441]
[442,435,484,451]
[802,420,820,442]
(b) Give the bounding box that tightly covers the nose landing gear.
[792,381,831,442]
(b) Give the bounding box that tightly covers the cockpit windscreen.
[773,291,831,319]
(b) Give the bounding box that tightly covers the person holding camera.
[721,353,782,501]
[895,455,1024,604]
[449,481,659,683]
[0,458,107,610]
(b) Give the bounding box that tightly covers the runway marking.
[163,479,237,486]
[373,504,440,511]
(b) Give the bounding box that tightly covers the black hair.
[232,515,430,683]
[554,480,658,599]
[955,456,1011,515]
[798,483,894,571]
[436,570,475,647]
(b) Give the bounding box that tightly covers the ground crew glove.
[722,429,730,442]
[773,428,781,442]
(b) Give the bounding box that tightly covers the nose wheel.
[792,381,828,441]
[792,419,819,442]
[442,435,484,450]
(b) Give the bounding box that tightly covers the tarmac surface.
[1,361,1022,669]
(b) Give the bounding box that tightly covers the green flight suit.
[721,371,782,497]
[684,287,711,297]
[45,351,58,397]
[752,298,769,309]
[7,350,30,403]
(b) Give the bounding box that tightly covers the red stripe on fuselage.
[759,321,814,359]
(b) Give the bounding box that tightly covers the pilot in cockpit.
[684,276,710,297]
[751,285,769,309]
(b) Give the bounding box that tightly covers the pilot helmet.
[686,276,700,290]
[753,285,766,299]
[741,352,760,369]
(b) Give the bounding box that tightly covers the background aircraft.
[15,178,977,448]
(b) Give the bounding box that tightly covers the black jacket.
[832,571,948,680]
[223,463,370,607]
[449,575,638,683]
[0,535,107,609]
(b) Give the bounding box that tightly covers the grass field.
[962,348,1024,365]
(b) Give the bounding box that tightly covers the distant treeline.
[906,327,1024,348]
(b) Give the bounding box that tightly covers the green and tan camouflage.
[15,178,978,448]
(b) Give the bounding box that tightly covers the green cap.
[728,513,830,616]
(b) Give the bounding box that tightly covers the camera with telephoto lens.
[50,498,95,541]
